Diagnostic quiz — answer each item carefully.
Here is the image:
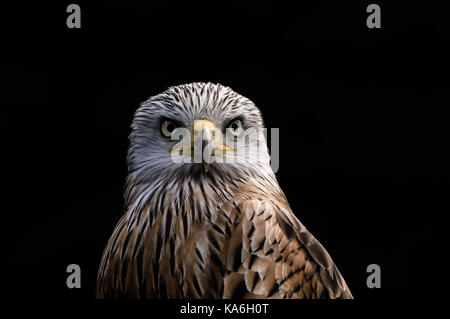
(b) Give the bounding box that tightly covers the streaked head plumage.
[127,82,273,187]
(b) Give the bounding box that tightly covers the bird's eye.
[161,120,177,137]
[227,119,243,137]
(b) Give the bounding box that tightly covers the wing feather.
[226,199,353,299]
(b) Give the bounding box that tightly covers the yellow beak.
[171,119,231,154]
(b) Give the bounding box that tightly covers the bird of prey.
[97,82,352,299]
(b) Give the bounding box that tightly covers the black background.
[1,1,449,300]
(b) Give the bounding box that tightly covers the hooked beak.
[171,119,231,156]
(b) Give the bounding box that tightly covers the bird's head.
[127,83,273,188]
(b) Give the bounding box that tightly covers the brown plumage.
[96,83,352,299]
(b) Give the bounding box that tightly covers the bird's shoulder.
[217,198,353,299]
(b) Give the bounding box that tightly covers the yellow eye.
[228,119,243,136]
[161,120,177,137]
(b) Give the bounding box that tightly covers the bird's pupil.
[232,123,238,131]
[167,123,175,132]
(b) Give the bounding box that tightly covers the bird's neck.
[122,163,284,236]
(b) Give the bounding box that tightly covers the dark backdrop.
[1,1,449,299]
